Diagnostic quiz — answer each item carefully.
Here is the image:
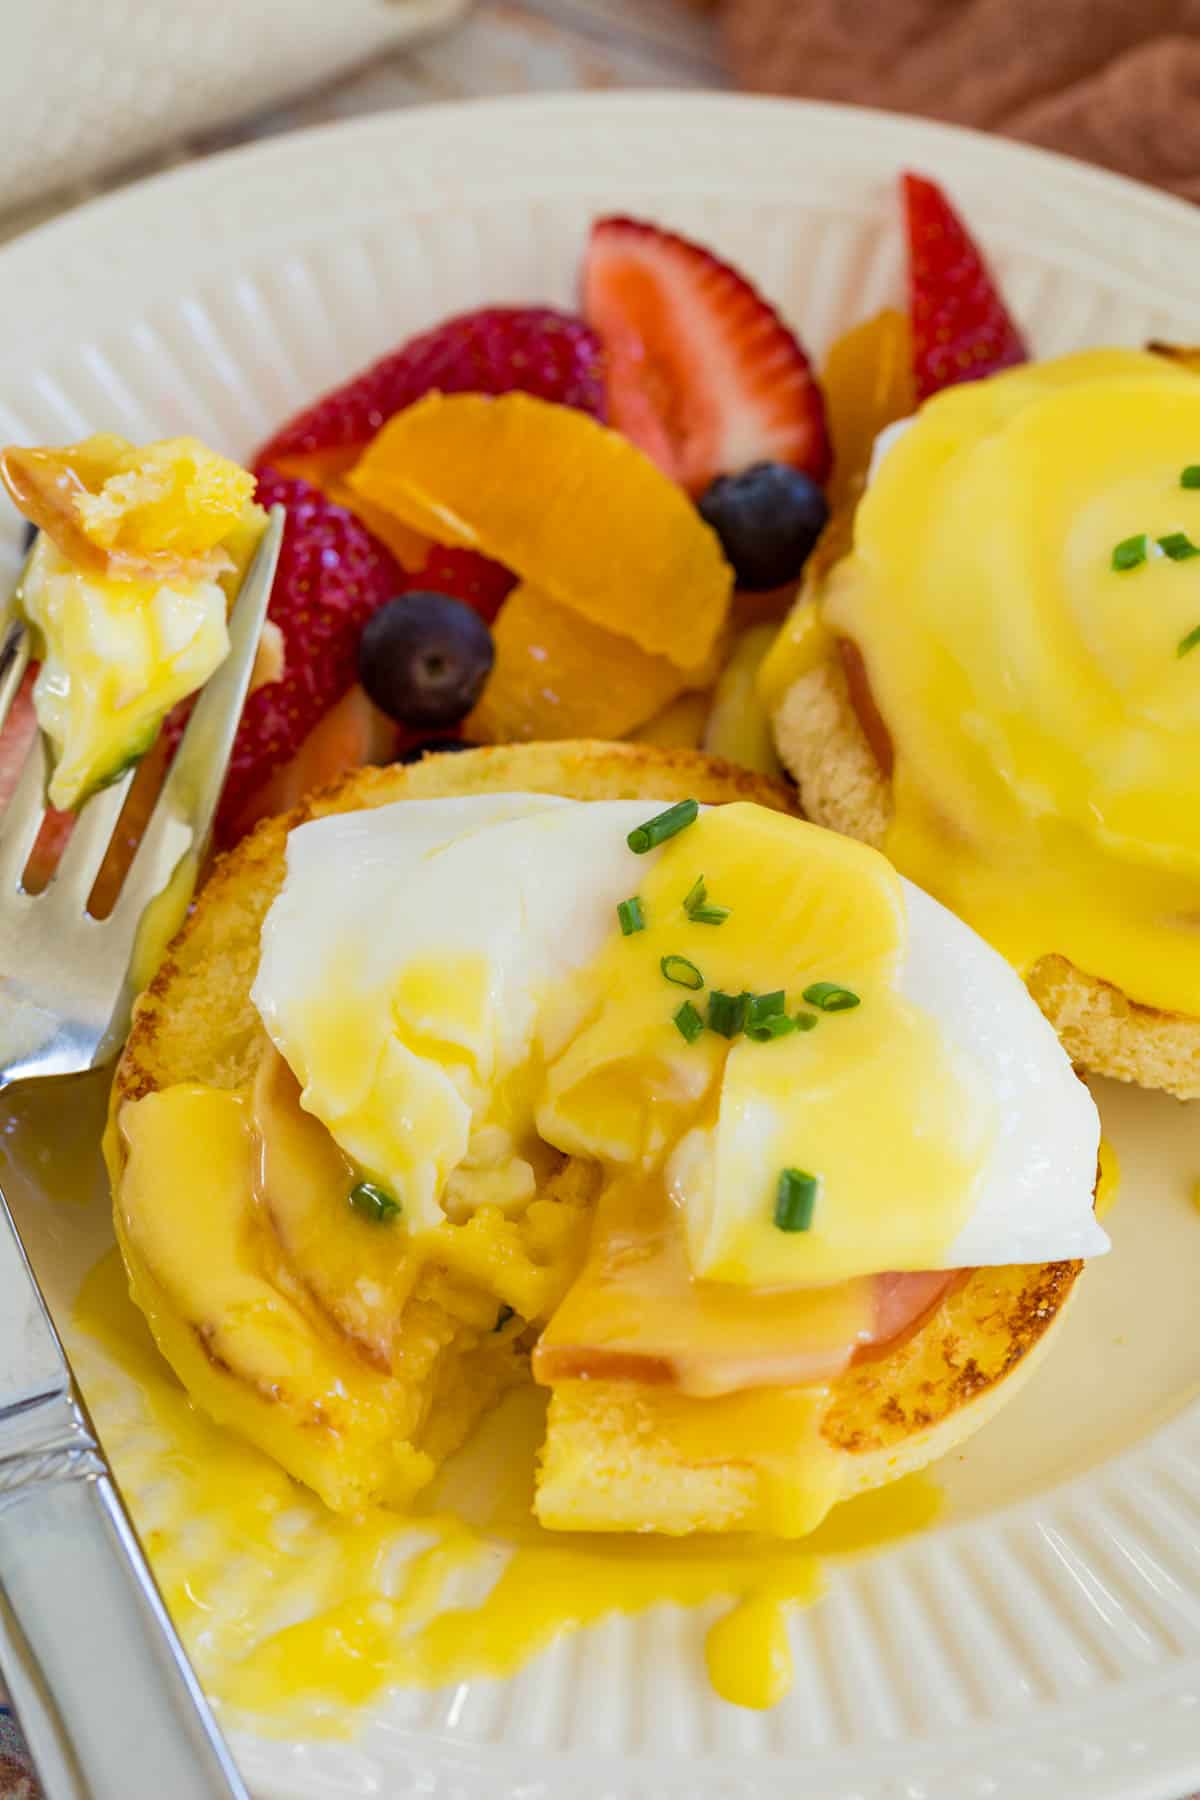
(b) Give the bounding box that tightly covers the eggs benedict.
[106,741,1104,1535]
[766,348,1200,1098]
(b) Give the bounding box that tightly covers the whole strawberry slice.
[214,470,401,843]
[254,306,607,477]
[902,173,1027,402]
[582,216,829,497]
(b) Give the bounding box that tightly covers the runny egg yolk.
[823,348,1200,1014]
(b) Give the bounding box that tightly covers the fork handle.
[0,1410,248,1800]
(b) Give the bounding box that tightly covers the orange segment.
[347,393,732,674]
[268,451,431,571]
[822,308,915,515]
[463,581,686,744]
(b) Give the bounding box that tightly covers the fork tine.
[48,762,138,908]
[0,617,30,735]
[114,505,285,918]
[0,731,47,893]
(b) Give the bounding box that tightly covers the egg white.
[252,795,1106,1273]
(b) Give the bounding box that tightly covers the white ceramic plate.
[3,92,1200,1800]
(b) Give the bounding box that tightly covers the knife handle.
[0,1388,248,1800]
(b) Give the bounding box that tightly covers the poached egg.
[252,794,1106,1292]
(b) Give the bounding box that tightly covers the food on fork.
[766,175,1200,1097]
[1,435,265,809]
[106,742,1105,1533]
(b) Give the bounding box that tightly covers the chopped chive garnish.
[802,981,860,1012]
[674,1000,705,1043]
[627,798,699,854]
[793,1010,819,1032]
[1183,466,1200,489]
[747,1012,798,1043]
[349,1181,401,1224]
[1179,623,1200,658]
[682,873,731,925]
[1159,531,1200,561]
[661,953,704,990]
[774,1168,818,1232]
[617,896,645,936]
[707,989,749,1038]
[493,1304,515,1332]
[1112,533,1149,571]
[747,991,786,1028]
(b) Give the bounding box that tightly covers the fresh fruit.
[582,216,830,496]
[213,471,400,842]
[821,308,915,514]
[464,582,688,744]
[254,307,607,485]
[902,173,1027,402]
[224,684,400,843]
[358,592,494,730]
[697,462,829,592]
[347,392,733,674]
[398,545,514,625]
[630,689,712,749]
[702,623,783,777]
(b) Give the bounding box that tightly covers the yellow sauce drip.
[1096,1136,1121,1219]
[823,350,1200,1013]
[71,1252,940,1724]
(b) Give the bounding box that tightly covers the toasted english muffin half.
[109,739,1082,1532]
[772,615,1200,1101]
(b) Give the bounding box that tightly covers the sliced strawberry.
[582,216,830,497]
[212,470,402,844]
[225,684,402,843]
[902,172,1028,402]
[254,307,607,483]
[398,545,515,625]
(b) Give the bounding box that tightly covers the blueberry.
[697,462,829,592]
[358,592,494,730]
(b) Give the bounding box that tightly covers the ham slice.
[533,1174,965,1399]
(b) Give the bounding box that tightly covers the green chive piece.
[747,991,786,1028]
[747,1012,798,1043]
[793,1010,819,1032]
[493,1304,515,1332]
[617,896,645,936]
[1159,531,1200,561]
[1182,466,1200,489]
[661,953,704,990]
[774,1167,818,1232]
[707,989,749,1038]
[674,1000,705,1043]
[682,873,731,925]
[1179,623,1200,658]
[802,981,860,1012]
[349,1181,401,1224]
[627,798,699,854]
[1112,533,1149,571]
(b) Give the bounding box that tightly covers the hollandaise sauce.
[822,349,1200,1014]
[71,1251,940,1728]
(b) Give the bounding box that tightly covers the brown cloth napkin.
[722,0,1200,201]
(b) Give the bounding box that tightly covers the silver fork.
[0,506,284,1800]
